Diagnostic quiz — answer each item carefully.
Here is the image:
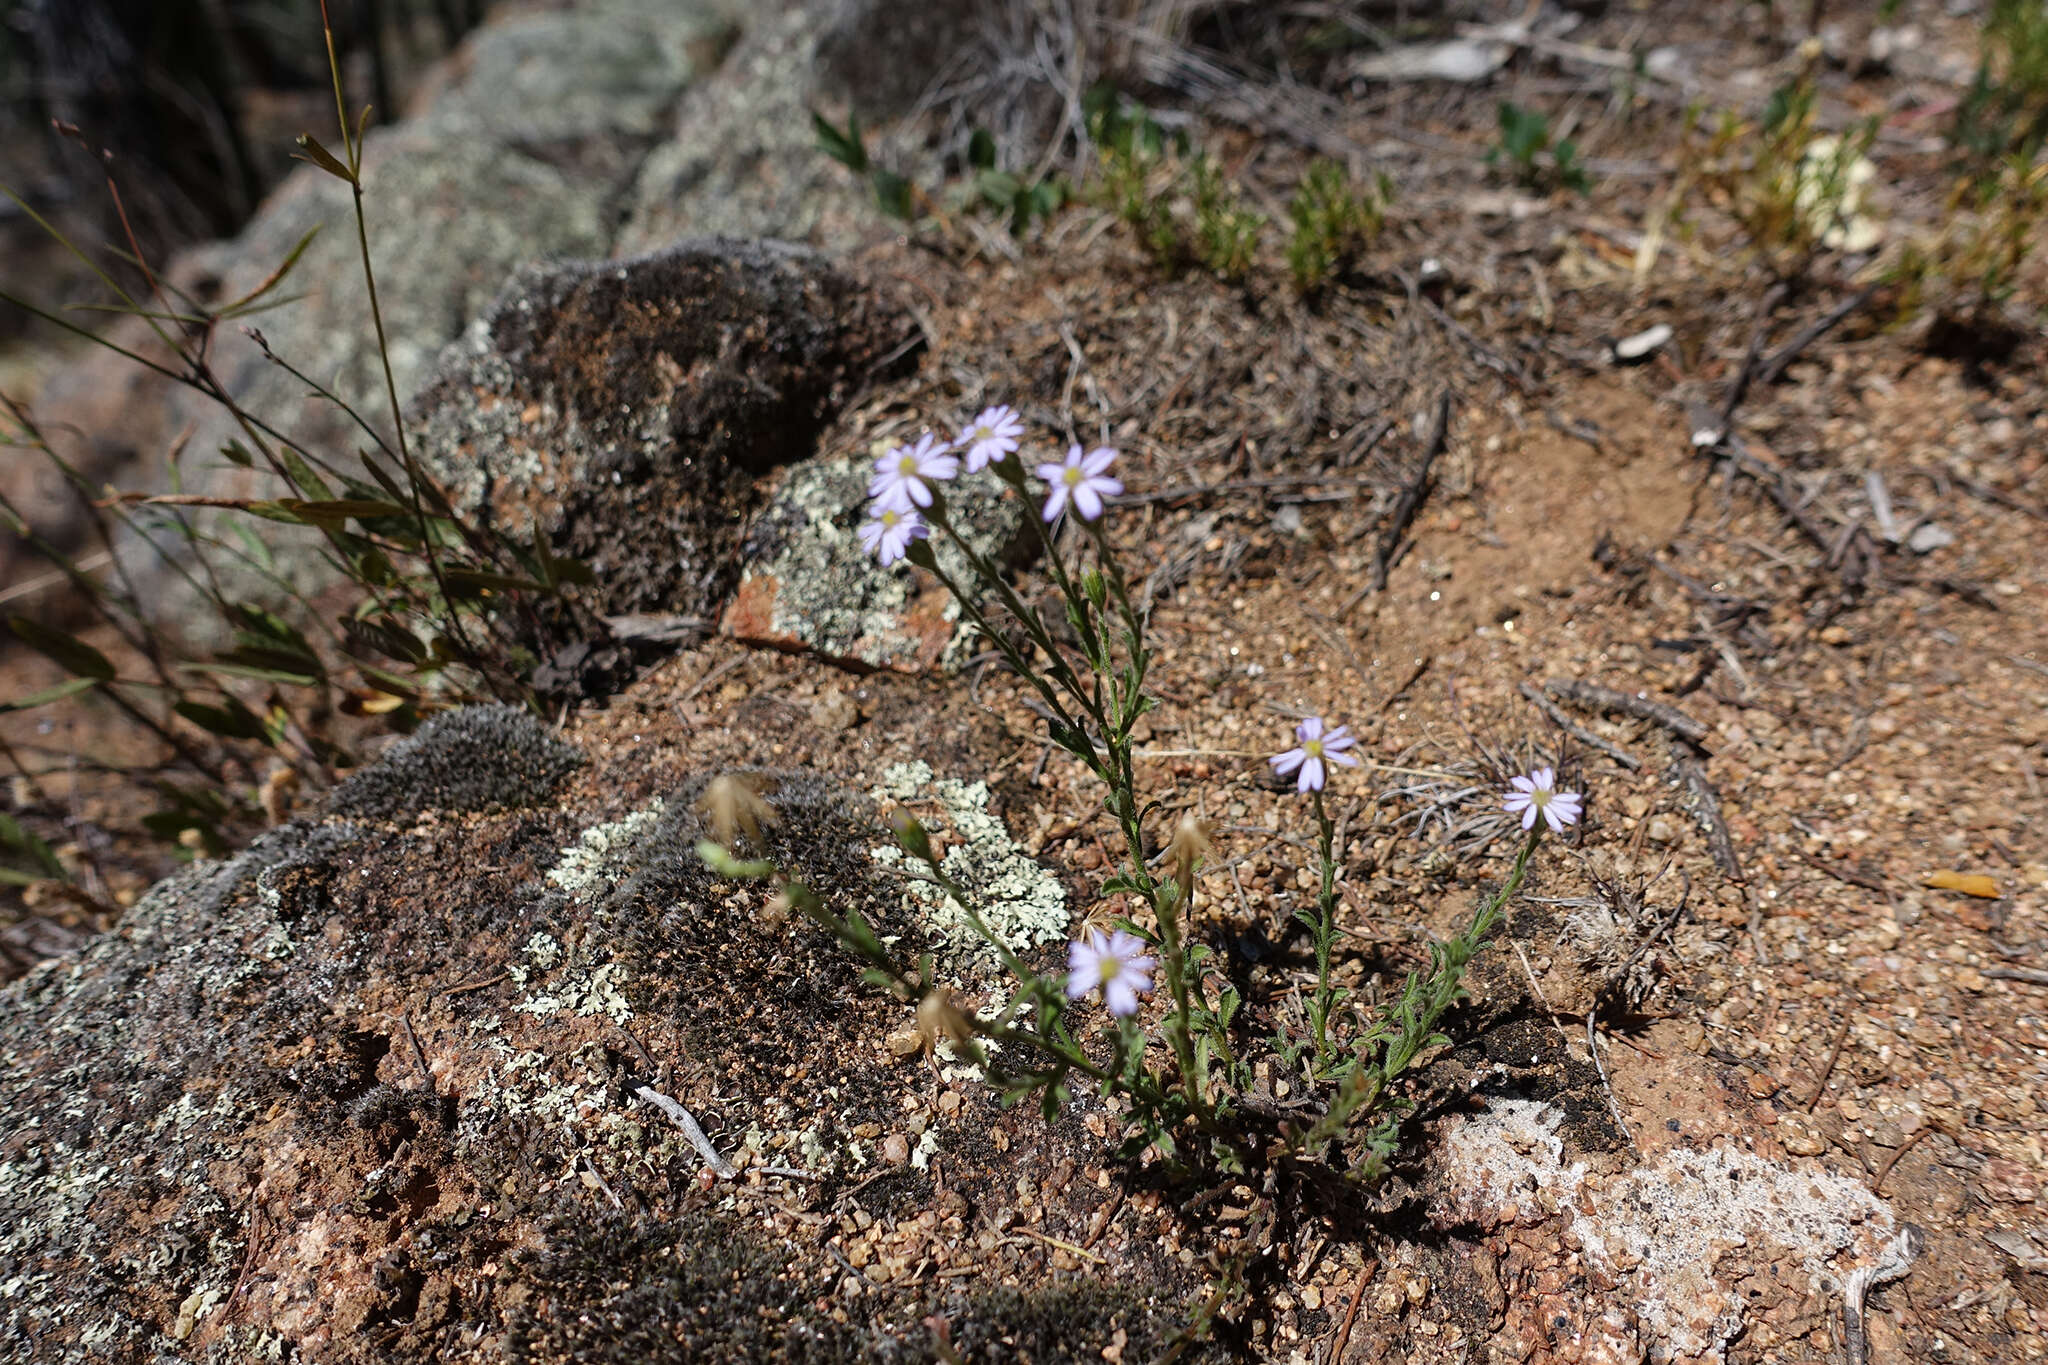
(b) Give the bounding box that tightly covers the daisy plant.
[697,404,1587,1178]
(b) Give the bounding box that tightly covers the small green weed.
[1952,0,2048,176]
[1490,102,1591,195]
[1285,159,1392,292]
[813,111,1067,235]
[1085,86,1266,281]
[811,108,917,221]
[1890,156,2048,326]
[1678,69,1879,280]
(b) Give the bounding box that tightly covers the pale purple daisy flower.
[869,433,960,510]
[1036,444,1122,523]
[1065,927,1155,1018]
[1268,716,1359,794]
[956,404,1025,472]
[858,503,927,566]
[1502,767,1582,832]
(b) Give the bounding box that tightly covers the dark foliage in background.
[0,0,485,325]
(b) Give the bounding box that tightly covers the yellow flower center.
[1063,466,1084,487]
[970,425,991,442]
[1304,739,1324,758]
[880,509,900,527]
[1098,956,1123,985]
[897,454,919,475]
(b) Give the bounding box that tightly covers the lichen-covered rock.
[405,240,917,620]
[723,452,1024,671]
[613,3,872,256]
[326,704,583,821]
[0,707,1214,1362]
[616,0,1013,255]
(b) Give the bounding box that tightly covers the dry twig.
[633,1085,738,1179]
[1544,679,1712,752]
[1842,1226,1920,1365]
[1518,681,1643,771]
[1666,740,1743,882]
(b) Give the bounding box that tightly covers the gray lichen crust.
[326,704,584,820]
[728,452,1025,671]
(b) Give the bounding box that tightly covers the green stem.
[992,460,1105,667]
[1311,788,1339,1064]
[909,544,1097,769]
[1292,825,1544,1159]
[923,499,1097,717]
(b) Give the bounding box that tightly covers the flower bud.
[887,806,934,863]
[1081,568,1107,608]
[1164,811,1214,903]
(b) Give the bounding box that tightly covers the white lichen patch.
[523,932,563,970]
[869,761,1068,972]
[548,799,663,903]
[514,958,634,1025]
[1437,1100,1901,1363]
[909,1126,941,1171]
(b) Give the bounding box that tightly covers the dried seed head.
[1164,811,1214,892]
[259,764,301,827]
[695,773,779,850]
[915,991,974,1051]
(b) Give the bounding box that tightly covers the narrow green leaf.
[220,227,321,315]
[183,661,321,686]
[811,110,869,173]
[0,812,66,879]
[275,446,336,502]
[968,128,997,170]
[283,498,412,525]
[0,676,100,712]
[352,664,424,699]
[871,169,914,220]
[293,134,354,183]
[173,699,269,742]
[8,616,116,681]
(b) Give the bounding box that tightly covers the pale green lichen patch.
[514,958,635,1025]
[869,761,1069,971]
[740,450,1021,670]
[547,799,664,903]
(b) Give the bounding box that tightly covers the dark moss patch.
[946,1279,1237,1363]
[407,240,917,619]
[508,1212,866,1363]
[327,705,584,820]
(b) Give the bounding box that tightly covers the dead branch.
[1518,681,1643,771]
[1666,739,1742,882]
[1543,679,1712,752]
[1354,391,1453,605]
[633,1085,738,1179]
